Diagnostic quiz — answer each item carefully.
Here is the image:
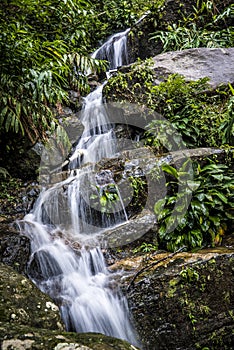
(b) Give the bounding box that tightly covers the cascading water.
[17,28,139,346]
[68,84,116,170]
[92,28,130,70]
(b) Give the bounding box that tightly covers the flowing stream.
[18,29,139,346]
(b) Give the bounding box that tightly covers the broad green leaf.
[158,208,171,221]
[196,193,205,201]
[191,200,209,216]
[161,164,178,179]
[201,220,210,231]
[1,106,8,118]
[200,164,227,173]
[5,112,12,132]
[211,191,228,204]
[204,193,213,201]
[210,174,224,181]
[154,198,166,215]
[226,211,234,219]
[209,216,221,226]
[100,195,107,207]
[158,224,167,239]
[167,196,176,205]
[186,180,201,191]
[16,103,21,116]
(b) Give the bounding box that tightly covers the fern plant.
[150,2,234,51]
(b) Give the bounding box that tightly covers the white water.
[68,84,116,170]
[92,28,130,70]
[18,28,139,346]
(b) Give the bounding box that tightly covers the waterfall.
[17,28,139,347]
[92,28,130,70]
[68,84,116,170]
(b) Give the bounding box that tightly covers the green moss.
[0,322,137,350]
[180,267,199,283]
[169,278,179,287]
[208,258,216,265]
[167,278,181,298]
[167,280,178,298]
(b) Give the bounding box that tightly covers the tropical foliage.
[0,0,158,166]
[154,157,234,251]
[0,0,107,145]
[103,0,234,253]
[150,1,234,51]
[91,0,154,33]
[146,75,234,149]
[105,64,234,149]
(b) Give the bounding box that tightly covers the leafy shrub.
[154,157,234,252]
[146,75,234,149]
[106,65,234,149]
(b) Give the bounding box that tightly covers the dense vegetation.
[105,61,234,149]
[150,0,234,50]
[0,0,155,172]
[104,0,234,251]
[154,158,234,251]
[0,0,233,252]
[105,58,234,251]
[1,0,232,154]
[0,0,102,147]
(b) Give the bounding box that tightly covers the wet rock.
[126,249,234,350]
[101,209,157,249]
[27,250,63,283]
[59,114,84,146]
[0,231,30,274]
[0,322,139,350]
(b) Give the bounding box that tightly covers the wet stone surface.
[124,250,234,350]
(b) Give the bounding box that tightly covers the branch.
[127,246,187,292]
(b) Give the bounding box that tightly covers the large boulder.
[0,263,64,330]
[124,249,234,350]
[152,48,234,88]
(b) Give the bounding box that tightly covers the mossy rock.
[127,250,234,349]
[0,322,138,350]
[0,263,64,330]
